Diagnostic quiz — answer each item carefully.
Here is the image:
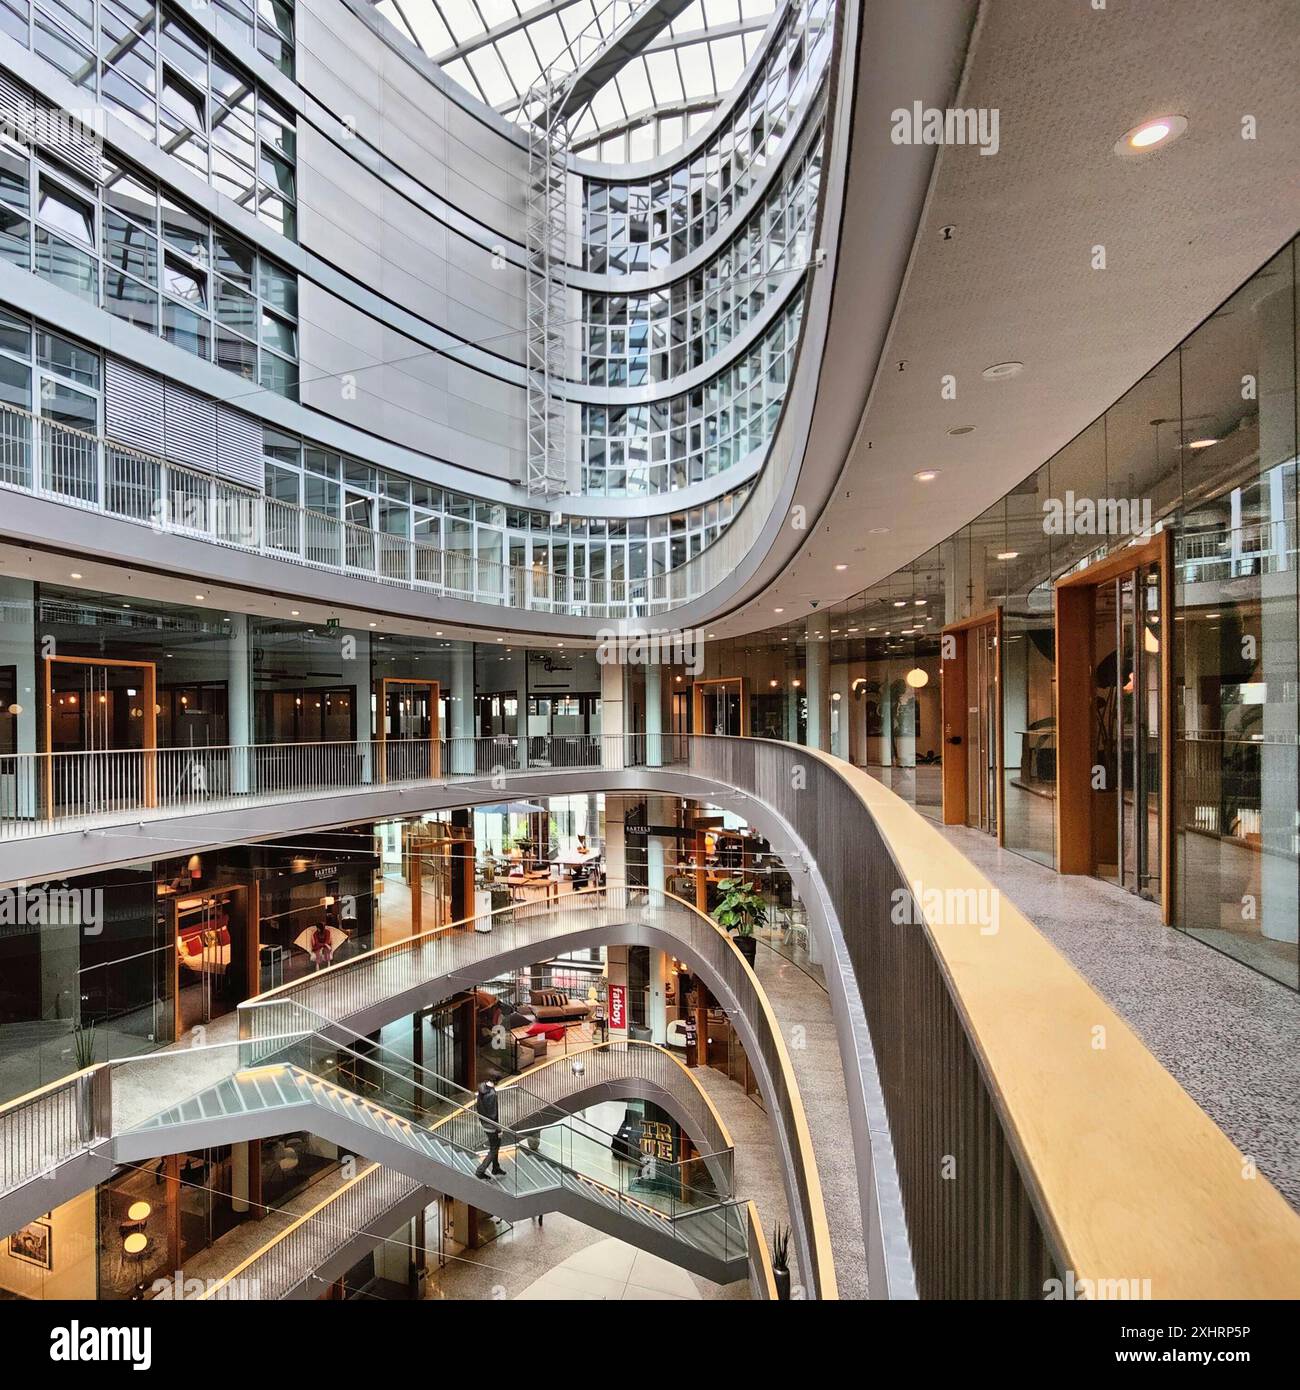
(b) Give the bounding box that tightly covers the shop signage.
[609,983,627,1030]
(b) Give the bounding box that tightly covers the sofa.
[526,989,596,1024]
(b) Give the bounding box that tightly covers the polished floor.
[940,822,1300,1210]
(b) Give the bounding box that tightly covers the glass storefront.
[696,239,1300,990]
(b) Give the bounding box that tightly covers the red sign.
[608,984,627,1030]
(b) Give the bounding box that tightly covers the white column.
[351,629,372,783]
[228,613,251,792]
[451,643,474,774]
[806,614,830,751]
[0,578,36,817]
[600,659,625,769]
[645,660,662,766]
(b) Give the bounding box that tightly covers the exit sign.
[326,618,340,629]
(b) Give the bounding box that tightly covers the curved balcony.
[3,733,1298,1299]
[0,886,835,1297]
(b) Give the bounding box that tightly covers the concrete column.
[806,614,830,751]
[600,659,625,769]
[645,661,662,766]
[228,613,251,793]
[0,577,37,817]
[451,643,474,774]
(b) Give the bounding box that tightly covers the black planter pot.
[735,934,758,966]
[773,1266,791,1301]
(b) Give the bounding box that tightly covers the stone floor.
[939,823,1300,1210]
[747,935,869,1298]
[424,1207,746,1301]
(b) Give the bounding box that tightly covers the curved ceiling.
[371,0,778,158]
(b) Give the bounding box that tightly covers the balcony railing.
[0,401,764,619]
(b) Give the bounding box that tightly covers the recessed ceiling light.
[893,600,907,608]
[773,607,784,613]
[914,470,939,483]
[69,572,82,579]
[369,622,376,627]
[997,550,1019,560]
[982,361,1023,381]
[834,563,848,571]
[915,598,927,606]
[947,425,976,436]
[1116,115,1187,156]
[290,609,300,616]
[1187,438,1218,449]
[194,594,205,601]
[869,526,889,534]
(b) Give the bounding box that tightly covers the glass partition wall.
[723,239,1299,989]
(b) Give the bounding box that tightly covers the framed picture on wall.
[8,1219,52,1269]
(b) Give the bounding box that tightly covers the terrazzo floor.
[939,823,1300,1210]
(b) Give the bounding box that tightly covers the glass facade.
[582,133,821,387]
[707,240,1300,990]
[0,130,298,392]
[0,0,297,236]
[580,0,833,271]
[581,295,802,497]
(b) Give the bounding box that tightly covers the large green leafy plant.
[712,877,767,938]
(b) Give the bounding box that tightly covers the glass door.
[964,623,999,834]
[1092,563,1163,904]
[380,679,438,779]
[46,658,155,815]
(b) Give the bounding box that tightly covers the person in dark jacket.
[474,1080,507,1179]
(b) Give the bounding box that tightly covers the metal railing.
[201,1163,422,1301]
[0,401,761,618]
[0,1067,108,1202]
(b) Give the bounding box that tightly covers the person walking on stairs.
[475,1080,507,1180]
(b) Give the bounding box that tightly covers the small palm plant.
[71,1021,96,1070]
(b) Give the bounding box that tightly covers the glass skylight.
[372,0,779,159]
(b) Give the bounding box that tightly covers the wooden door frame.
[691,677,750,737]
[43,654,158,813]
[376,677,442,781]
[169,880,253,1043]
[1054,530,1173,923]
[940,608,1004,843]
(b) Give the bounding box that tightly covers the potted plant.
[713,876,766,966]
[771,1222,791,1300]
[71,1020,96,1070]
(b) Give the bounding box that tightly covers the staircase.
[119,1030,748,1284]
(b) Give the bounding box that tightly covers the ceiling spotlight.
[1187,438,1218,449]
[1116,115,1188,156]
[982,361,1023,381]
[914,470,939,483]
[996,550,1020,560]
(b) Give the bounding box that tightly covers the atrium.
[0,0,1298,1355]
